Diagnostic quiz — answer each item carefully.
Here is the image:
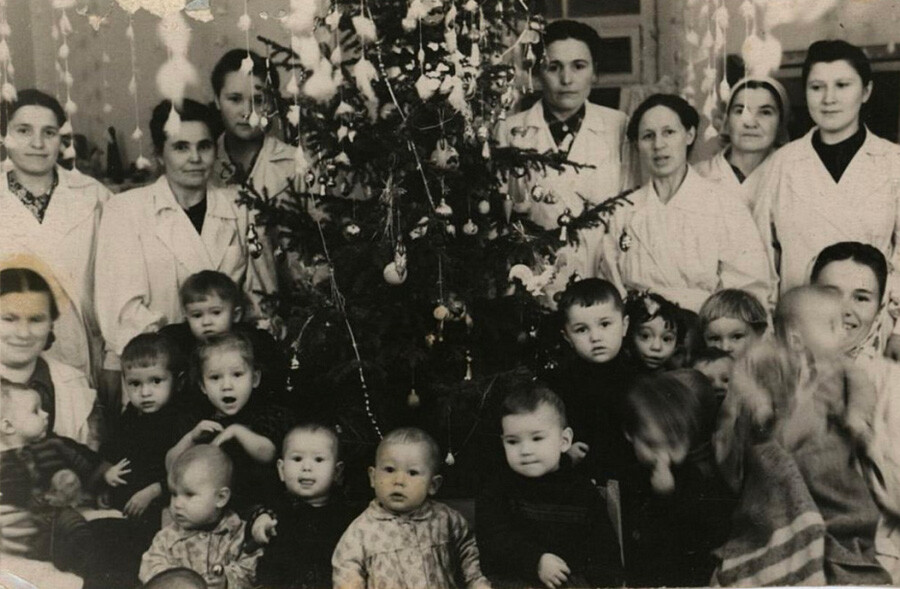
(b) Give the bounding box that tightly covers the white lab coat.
[599,166,773,312]
[0,167,111,379]
[754,128,900,303]
[45,356,97,447]
[94,176,276,367]
[694,148,772,212]
[212,134,296,202]
[495,100,635,230]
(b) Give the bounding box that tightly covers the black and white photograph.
[2,0,900,587]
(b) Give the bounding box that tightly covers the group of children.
[1,257,891,588]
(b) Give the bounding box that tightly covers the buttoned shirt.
[139,510,260,589]
[333,499,490,589]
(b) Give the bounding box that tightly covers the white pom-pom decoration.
[714,6,729,30]
[740,0,755,20]
[156,57,199,107]
[293,143,310,176]
[125,23,135,41]
[0,40,9,64]
[283,0,317,35]
[685,30,700,47]
[285,73,300,96]
[58,13,73,35]
[325,9,341,30]
[58,43,70,60]
[415,75,440,101]
[701,30,713,51]
[718,79,731,104]
[131,127,143,141]
[401,18,417,32]
[463,0,478,11]
[135,155,152,171]
[240,56,254,75]
[353,57,378,103]
[52,0,76,7]
[64,99,77,115]
[296,35,321,70]
[237,13,252,32]
[1,82,16,102]
[163,106,181,137]
[742,34,782,77]
[352,15,377,43]
[128,76,137,96]
[330,46,343,66]
[64,71,74,88]
[303,58,338,102]
[248,111,260,128]
[103,103,113,114]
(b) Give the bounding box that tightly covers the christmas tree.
[243,0,630,495]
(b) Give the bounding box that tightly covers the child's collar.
[369,498,434,521]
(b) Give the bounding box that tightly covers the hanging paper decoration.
[125,16,150,171]
[156,11,197,110]
[0,0,16,107]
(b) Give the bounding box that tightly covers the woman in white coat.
[95,99,277,389]
[600,94,772,312]
[495,19,634,231]
[695,77,789,211]
[0,90,111,382]
[753,40,900,358]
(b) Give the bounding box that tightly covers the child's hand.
[191,420,224,442]
[124,486,158,518]
[104,458,131,487]
[566,441,590,465]
[538,553,570,589]
[212,424,248,446]
[251,513,278,545]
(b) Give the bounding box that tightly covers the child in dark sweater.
[166,332,291,515]
[159,270,287,410]
[476,380,623,588]
[248,423,358,588]
[543,278,637,480]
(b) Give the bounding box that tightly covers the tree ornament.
[502,193,513,222]
[433,304,450,321]
[477,199,490,215]
[425,333,436,347]
[445,223,456,237]
[462,219,478,235]
[444,452,455,466]
[383,261,407,285]
[247,223,263,258]
[407,388,421,407]
[557,208,573,242]
[464,350,473,381]
[430,139,459,170]
[343,221,361,239]
[435,199,453,218]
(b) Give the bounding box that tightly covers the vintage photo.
[2,0,900,587]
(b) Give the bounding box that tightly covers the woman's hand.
[0,505,38,556]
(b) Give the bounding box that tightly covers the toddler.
[477,381,622,588]
[620,370,735,587]
[0,381,128,582]
[691,347,734,402]
[249,423,359,588]
[624,291,684,373]
[332,427,489,589]
[166,332,291,514]
[698,288,768,358]
[160,270,287,409]
[140,444,260,588]
[544,278,636,478]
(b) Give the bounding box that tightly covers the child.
[619,370,735,587]
[140,444,261,588]
[691,347,734,403]
[159,270,287,409]
[332,427,489,589]
[624,291,685,373]
[249,423,359,588]
[477,382,623,588]
[166,332,291,514]
[0,381,128,583]
[698,288,768,358]
[713,286,889,586]
[544,278,636,479]
[101,333,197,524]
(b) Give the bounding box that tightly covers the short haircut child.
[691,347,734,400]
[171,444,234,491]
[192,331,256,384]
[179,270,245,313]
[773,285,839,346]
[500,382,568,429]
[121,332,177,374]
[698,289,768,340]
[142,567,208,589]
[149,99,219,154]
[376,426,441,473]
[282,422,341,459]
[557,277,624,320]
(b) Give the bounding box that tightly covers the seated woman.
[599,94,772,312]
[695,76,789,211]
[809,241,900,581]
[0,267,98,447]
[94,99,277,393]
[0,89,111,383]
